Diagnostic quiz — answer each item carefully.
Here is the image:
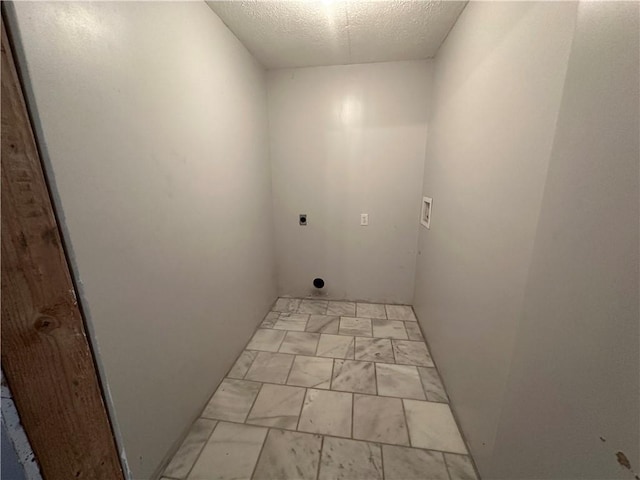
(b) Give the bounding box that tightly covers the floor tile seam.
[220,368,446,402]
[315,435,324,480]
[442,451,455,480]
[405,310,476,470]
[378,439,386,480]
[283,354,299,389]
[373,362,379,396]
[350,380,355,439]
[329,358,336,391]
[255,327,428,345]
[248,383,307,422]
[400,398,413,450]
[237,357,404,374]
[278,333,320,357]
[282,298,414,309]
[265,327,423,346]
[295,305,328,316]
[175,418,223,480]
[332,358,377,396]
[163,417,217,479]
[244,383,265,424]
[224,312,282,387]
[248,425,270,480]
[398,321,410,340]
[380,444,387,480]
[189,416,469,458]
[273,330,287,352]
[417,366,434,403]
[203,392,441,437]
[312,331,322,355]
[295,387,310,432]
[239,351,258,381]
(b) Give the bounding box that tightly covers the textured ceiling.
[206,1,467,69]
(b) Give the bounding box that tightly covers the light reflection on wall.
[55,5,109,41]
[338,95,363,126]
[322,0,341,49]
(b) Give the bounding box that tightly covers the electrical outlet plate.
[421,197,432,229]
[360,213,369,226]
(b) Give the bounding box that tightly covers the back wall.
[268,60,432,303]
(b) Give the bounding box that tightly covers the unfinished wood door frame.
[1,15,125,480]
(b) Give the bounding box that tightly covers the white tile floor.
[161,298,479,480]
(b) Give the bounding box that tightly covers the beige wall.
[268,61,432,303]
[414,1,639,478]
[491,2,639,477]
[8,1,638,478]
[414,0,577,464]
[7,3,276,478]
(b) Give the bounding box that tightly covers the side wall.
[491,2,640,478]
[268,61,432,303]
[413,0,577,465]
[415,1,639,478]
[7,3,276,477]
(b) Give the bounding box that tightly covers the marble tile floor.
[161,298,478,480]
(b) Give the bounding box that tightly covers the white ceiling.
[206,1,467,69]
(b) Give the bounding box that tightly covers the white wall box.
[421,197,433,229]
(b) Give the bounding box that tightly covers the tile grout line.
[161,308,277,478]
[391,339,398,364]
[245,382,265,423]
[226,362,432,401]
[442,451,455,480]
[410,305,480,476]
[295,388,310,431]
[373,362,379,396]
[329,358,336,391]
[312,330,322,355]
[398,393,411,446]
[179,418,222,480]
[248,426,270,480]
[184,419,220,477]
[241,351,259,380]
[417,365,432,402]
[274,329,288,352]
[200,415,468,457]
[283,354,297,385]
[260,320,427,344]
[294,387,308,428]
[350,390,355,439]
[379,439,386,480]
[315,435,325,480]
[164,421,209,479]
[400,320,409,340]
[400,399,413,448]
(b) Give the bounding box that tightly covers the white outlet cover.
[421,197,432,229]
[360,213,369,226]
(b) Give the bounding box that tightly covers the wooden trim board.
[1,16,124,480]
